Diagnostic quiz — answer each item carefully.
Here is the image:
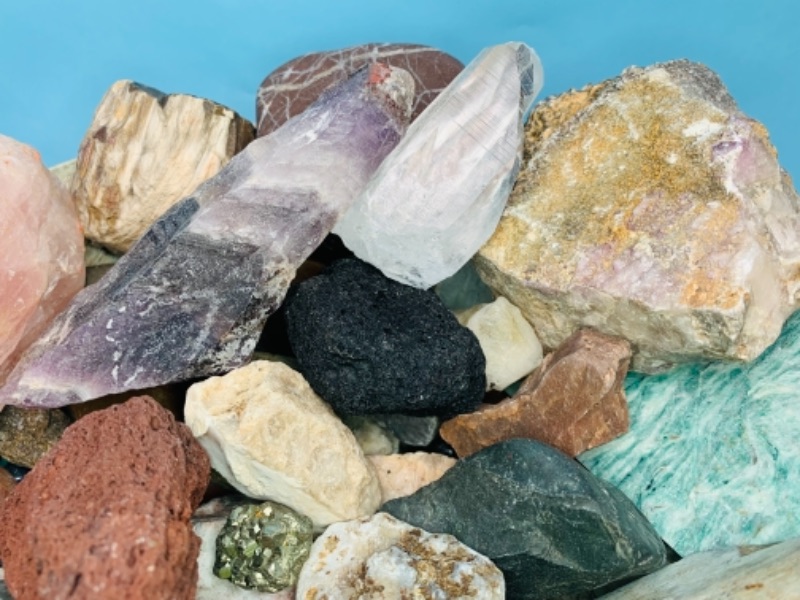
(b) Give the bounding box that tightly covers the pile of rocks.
[0,39,798,599]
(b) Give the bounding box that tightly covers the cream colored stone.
[600,538,800,599]
[368,452,456,503]
[476,60,800,372]
[344,416,400,456]
[185,361,381,530]
[457,296,543,390]
[73,80,254,252]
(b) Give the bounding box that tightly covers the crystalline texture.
[0,64,413,409]
[333,42,544,289]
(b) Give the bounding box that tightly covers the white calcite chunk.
[185,361,381,530]
[296,512,504,599]
[334,42,544,289]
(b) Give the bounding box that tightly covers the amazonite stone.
[580,310,800,556]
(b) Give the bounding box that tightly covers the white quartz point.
[334,42,544,289]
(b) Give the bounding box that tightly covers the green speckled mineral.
[214,500,313,592]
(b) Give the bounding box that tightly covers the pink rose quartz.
[0,135,84,387]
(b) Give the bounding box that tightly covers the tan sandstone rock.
[368,452,457,502]
[476,60,800,372]
[440,329,631,457]
[185,361,381,529]
[73,80,255,252]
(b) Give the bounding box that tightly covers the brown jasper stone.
[0,396,210,600]
[440,329,631,457]
[256,43,463,137]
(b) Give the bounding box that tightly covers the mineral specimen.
[185,360,382,529]
[296,512,505,599]
[0,396,209,600]
[73,80,255,252]
[580,310,800,556]
[284,259,486,416]
[334,42,544,289]
[256,42,463,136]
[0,63,413,409]
[476,59,800,372]
[368,452,456,503]
[0,405,70,468]
[214,502,313,593]
[0,135,84,387]
[382,438,667,600]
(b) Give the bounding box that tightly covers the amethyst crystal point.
[0,64,414,409]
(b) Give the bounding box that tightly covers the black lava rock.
[382,438,667,600]
[284,259,485,416]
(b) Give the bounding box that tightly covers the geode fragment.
[0,63,413,409]
[214,501,313,593]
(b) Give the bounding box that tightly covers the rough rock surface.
[581,309,800,556]
[383,438,667,600]
[73,80,255,253]
[335,42,544,289]
[343,416,400,455]
[0,64,413,409]
[285,259,486,416]
[0,396,210,600]
[185,360,381,529]
[0,405,70,468]
[457,296,543,390]
[368,452,457,503]
[0,468,15,506]
[600,538,800,599]
[0,135,84,387]
[256,43,463,137]
[441,329,631,457]
[476,60,800,372]
[375,413,440,447]
[296,512,505,599]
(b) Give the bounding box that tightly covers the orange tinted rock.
[440,329,631,457]
[0,467,16,506]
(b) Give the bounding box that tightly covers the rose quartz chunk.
[0,135,84,385]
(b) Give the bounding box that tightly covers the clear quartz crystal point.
[333,42,544,289]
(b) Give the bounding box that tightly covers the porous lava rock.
[0,395,210,600]
[285,259,485,416]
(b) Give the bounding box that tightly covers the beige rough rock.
[296,512,505,599]
[600,538,800,599]
[368,452,457,503]
[0,135,85,386]
[476,60,800,372]
[457,296,543,390]
[73,80,255,252]
[185,361,381,529]
[344,416,400,456]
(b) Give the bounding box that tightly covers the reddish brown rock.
[0,396,210,600]
[256,42,463,137]
[440,329,631,457]
[0,467,16,506]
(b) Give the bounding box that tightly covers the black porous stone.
[284,259,485,416]
[382,438,668,600]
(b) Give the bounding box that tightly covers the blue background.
[1,0,797,181]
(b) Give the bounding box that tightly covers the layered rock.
[284,259,485,416]
[185,361,381,529]
[457,296,543,390]
[256,43,463,136]
[0,135,84,386]
[0,396,210,600]
[580,309,800,556]
[296,512,505,599]
[600,538,800,599]
[383,438,667,600]
[440,329,631,457]
[0,63,413,409]
[0,406,70,468]
[335,42,544,289]
[73,80,255,253]
[476,59,800,372]
[368,452,457,503]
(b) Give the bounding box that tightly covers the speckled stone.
[296,512,505,599]
[0,406,70,468]
[580,310,800,556]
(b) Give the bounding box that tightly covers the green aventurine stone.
[213,501,313,592]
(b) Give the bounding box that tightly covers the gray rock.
[383,438,667,599]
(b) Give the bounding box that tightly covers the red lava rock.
[0,467,16,506]
[0,395,210,600]
[440,329,631,457]
[256,42,463,137]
